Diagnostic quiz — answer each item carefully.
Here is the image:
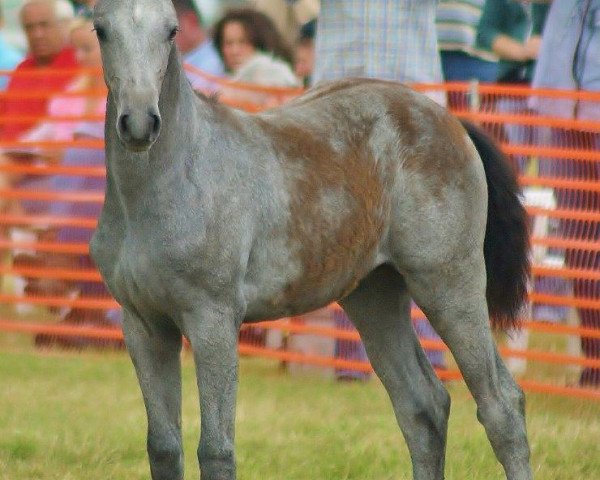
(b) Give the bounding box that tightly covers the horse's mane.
[193,89,220,105]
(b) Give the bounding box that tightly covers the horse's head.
[93,0,178,152]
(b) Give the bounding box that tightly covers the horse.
[90,1,532,479]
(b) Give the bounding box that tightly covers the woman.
[18,16,106,150]
[212,8,300,101]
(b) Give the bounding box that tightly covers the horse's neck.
[156,46,198,138]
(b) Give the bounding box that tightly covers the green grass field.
[0,340,599,480]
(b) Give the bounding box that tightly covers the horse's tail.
[461,120,530,330]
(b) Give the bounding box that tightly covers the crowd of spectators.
[0,0,598,387]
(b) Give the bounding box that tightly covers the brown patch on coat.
[387,96,476,201]
[295,78,475,204]
[258,116,390,307]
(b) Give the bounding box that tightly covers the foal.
[91,1,532,479]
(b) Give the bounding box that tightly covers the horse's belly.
[243,282,343,322]
[242,250,380,322]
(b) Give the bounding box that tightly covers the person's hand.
[524,36,542,60]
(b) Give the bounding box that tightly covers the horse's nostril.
[119,114,130,135]
[151,113,161,135]
[117,110,159,145]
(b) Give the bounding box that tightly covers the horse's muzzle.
[117,107,162,152]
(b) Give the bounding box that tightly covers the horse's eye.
[168,27,178,41]
[93,25,107,42]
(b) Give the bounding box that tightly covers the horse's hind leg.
[405,252,532,480]
[340,265,450,480]
[122,309,184,480]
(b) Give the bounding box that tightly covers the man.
[0,0,76,317]
[531,0,600,388]
[0,0,77,140]
[308,0,445,105]
[172,0,224,91]
[287,0,447,378]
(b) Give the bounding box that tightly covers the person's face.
[71,24,101,68]
[295,42,314,79]
[174,11,199,54]
[21,2,67,63]
[221,21,255,72]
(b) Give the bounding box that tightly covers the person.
[17,16,105,150]
[8,16,121,349]
[213,8,299,87]
[437,0,498,84]
[476,0,547,85]
[530,0,600,388]
[0,0,77,313]
[476,0,549,173]
[251,0,319,47]
[287,0,448,378]
[0,1,23,91]
[294,19,315,87]
[0,15,103,218]
[306,0,445,105]
[0,0,77,140]
[436,0,497,109]
[3,15,105,313]
[171,0,224,92]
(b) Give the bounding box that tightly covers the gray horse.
[91,1,532,479]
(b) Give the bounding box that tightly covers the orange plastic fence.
[0,69,599,399]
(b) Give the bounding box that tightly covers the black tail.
[461,120,530,330]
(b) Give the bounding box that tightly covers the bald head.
[20,0,74,64]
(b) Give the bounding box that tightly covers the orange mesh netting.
[0,68,598,399]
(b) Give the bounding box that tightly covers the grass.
[0,339,599,480]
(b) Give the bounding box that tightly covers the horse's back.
[262,76,487,250]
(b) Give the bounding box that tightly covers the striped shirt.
[436,0,497,62]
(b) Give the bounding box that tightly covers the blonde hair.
[69,16,93,34]
[68,16,101,92]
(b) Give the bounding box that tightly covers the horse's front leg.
[122,309,184,480]
[182,302,242,480]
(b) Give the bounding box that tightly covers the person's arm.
[522,2,550,59]
[477,0,535,61]
[491,35,530,62]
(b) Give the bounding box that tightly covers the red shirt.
[0,47,78,141]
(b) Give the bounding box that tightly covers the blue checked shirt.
[290,0,443,86]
